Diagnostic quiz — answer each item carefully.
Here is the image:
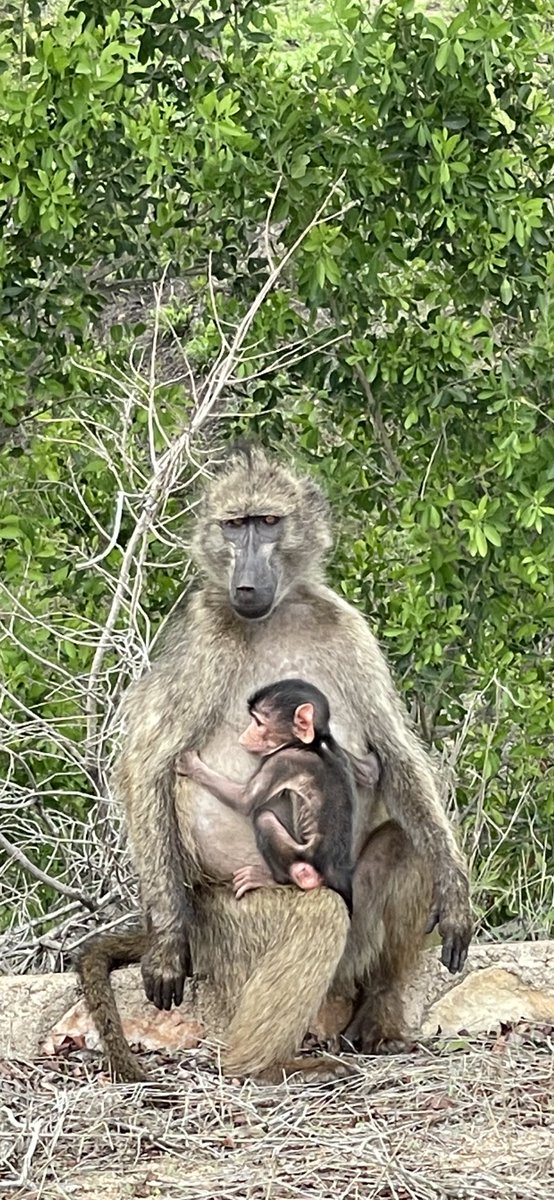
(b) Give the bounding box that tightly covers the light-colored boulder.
[402,938,554,1035]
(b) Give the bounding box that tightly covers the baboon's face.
[193,449,333,608]
[220,514,282,619]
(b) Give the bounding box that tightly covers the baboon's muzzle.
[230,533,278,619]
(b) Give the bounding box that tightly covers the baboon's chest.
[184,599,373,880]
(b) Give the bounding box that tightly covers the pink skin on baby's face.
[289,861,323,891]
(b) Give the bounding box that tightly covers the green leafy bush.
[0,0,552,961]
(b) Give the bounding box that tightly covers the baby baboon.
[179,677,380,911]
[78,444,472,1082]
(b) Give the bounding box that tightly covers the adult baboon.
[78,445,471,1082]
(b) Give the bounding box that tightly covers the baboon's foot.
[340,1024,413,1056]
[254,1054,361,1085]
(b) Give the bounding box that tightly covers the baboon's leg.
[336,821,431,1051]
[193,885,350,1078]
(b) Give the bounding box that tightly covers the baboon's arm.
[342,608,472,974]
[113,593,244,1009]
[348,749,380,788]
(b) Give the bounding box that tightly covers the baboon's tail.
[75,930,148,1083]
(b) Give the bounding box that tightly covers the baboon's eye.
[224,517,247,528]
[261,515,281,526]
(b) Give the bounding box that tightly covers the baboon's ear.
[222,437,261,468]
[301,476,331,523]
[293,703,315,743]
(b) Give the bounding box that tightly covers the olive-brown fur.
[77,446,471,1081]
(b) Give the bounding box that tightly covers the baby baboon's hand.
[141,935,192,1010]
[178,750,202,777]
[426,869,472,975]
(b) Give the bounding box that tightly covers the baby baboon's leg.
[337,821,431,1052]
[255,810,322,891]
[194,886,349,1078]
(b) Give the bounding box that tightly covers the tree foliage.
[0,0,552,959]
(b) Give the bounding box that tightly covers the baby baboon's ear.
[293,702,315,743]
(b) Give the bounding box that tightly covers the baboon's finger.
[425,908,439,935]
[143,972,155,1005]
[152,976,164,1010]
[161,977,176,1010]
[234,882,253,899]
[452,936,469,974]
[457,942,469,973]
[443,925,471,974]
[449,943,462,974]
[440,936,455,972]
[173,974,184,1007]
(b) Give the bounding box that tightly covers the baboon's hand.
[178,750,202,777]
[141,936,192,1010]
[425,871,472,975]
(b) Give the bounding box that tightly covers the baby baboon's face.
[238,702,290,754]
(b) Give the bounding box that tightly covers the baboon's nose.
[231,582,275,619]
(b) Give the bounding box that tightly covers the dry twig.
[0,1035,552,1198]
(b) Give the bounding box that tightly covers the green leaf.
[315,258,325,288]
[435,42,450,72]
[484,524,501,547]
[290,154,310,180]
[496,108,516,134]
[500,278,513,305]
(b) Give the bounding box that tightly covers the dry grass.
[1,1031,552,1199]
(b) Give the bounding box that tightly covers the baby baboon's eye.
[261,515,281,526]
[223,517,247,528]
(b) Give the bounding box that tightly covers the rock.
[0,973,80,1060]
[42,997,204,1056]
[421,966,554,1037]
[0,939,552,1063]
[402,938,554,1036]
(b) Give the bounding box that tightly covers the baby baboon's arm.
[178,751,247,810]
[179,750,295,817]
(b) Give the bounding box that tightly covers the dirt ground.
[1,1026,552,1200]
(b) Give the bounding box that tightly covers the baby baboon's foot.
[232,865,276,899]
[289,861,323,891]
